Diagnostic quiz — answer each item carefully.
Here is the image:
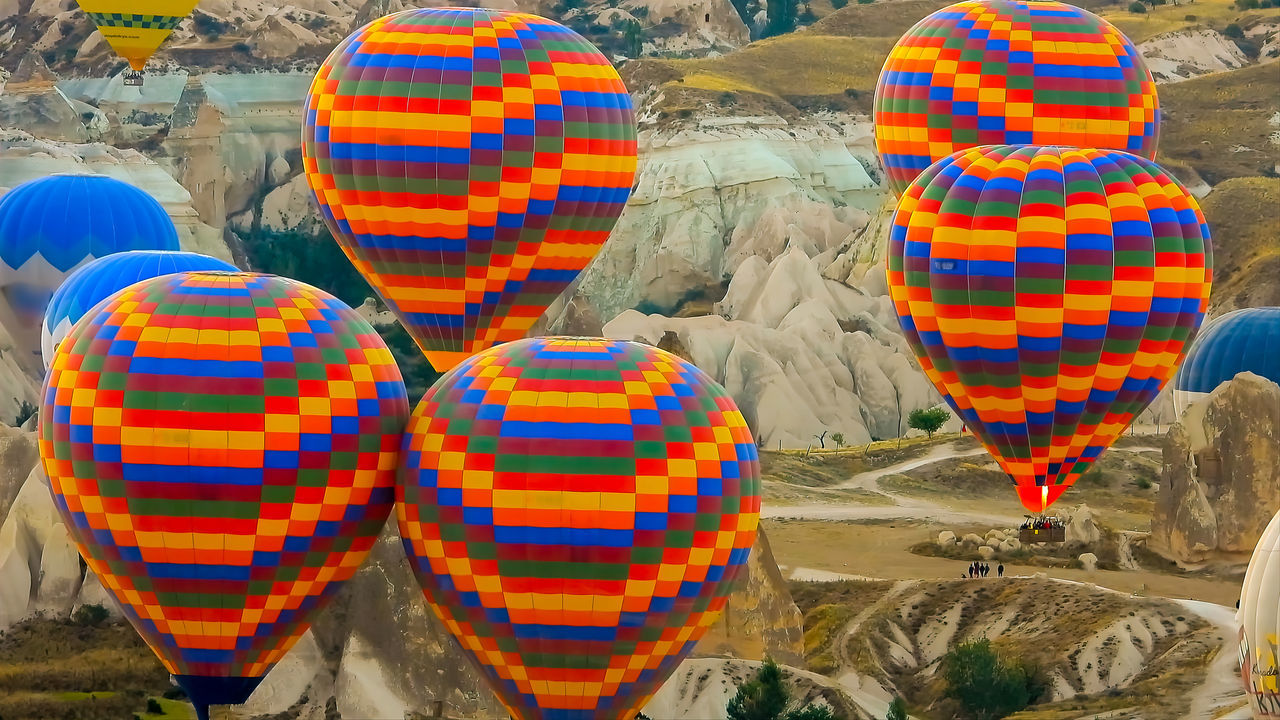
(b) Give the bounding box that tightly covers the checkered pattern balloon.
[38,272,409,716]
[302,8,638,373]
[397,338,761,720]
[874,0,1159,196]
[887,145,1211,512]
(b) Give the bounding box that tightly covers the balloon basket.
[123,71,143,87]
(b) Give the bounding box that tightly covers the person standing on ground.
[998,563,1004,578]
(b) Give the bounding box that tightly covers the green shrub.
[146,698,164,714]
[943,638,1044,720]
[1129,1,1147,11]
[832,0,849,7]
[1224,22,1245,37]
[71,604,109,627]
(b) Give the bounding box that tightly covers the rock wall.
[1151,372,1280,563]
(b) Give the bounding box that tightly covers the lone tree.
[830,432,846,450]
[942,638,1042,720]
[727,657,843,720]
[908,406,949,439]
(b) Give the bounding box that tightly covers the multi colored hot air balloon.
[0,173,179,374]
[41,249,237,368]
[397,337,760,719]
[874,0,1160,196]
[1239,510,1280,718]
[76,1,199,84]
[1173,307,1280,415]
[887,145,1212,512]
[39,272,409,720]
[301,8,638,373]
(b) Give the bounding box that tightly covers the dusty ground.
[766,518,1243,607]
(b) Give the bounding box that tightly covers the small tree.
[1128,1,1147,11]
[727,657,845,720]
[72,603,110,626]
[942,638,1041,720]
[830,432,846,450]
[813,430,828,449]
[886,697,907,720]
[907,407,949,439]
[1224,22,1244,38]
[727,658,789,720]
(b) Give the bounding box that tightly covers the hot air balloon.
[874,0,1160,197]
[301,8,638,373]
[397,337,760,719]
[41,249,237,368]
[39,272,409,720]
[886,145,1212,513]
[76,1,199,85]
[0,173,180,375]
[1239,510,1280,718]
[1173,307,1280,416]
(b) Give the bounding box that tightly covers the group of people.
[966,561,1003,578]
[1021,516,1064,530]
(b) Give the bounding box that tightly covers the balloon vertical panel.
[39,272,409,714]
[302,8,638,372]
[887,145,1211,512]
[397,338,761,720]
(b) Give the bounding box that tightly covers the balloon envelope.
[41,249,237,368]
[302,8,638,372]
[0,173,179,372]
[887,145,1212,512]
[39,271,409,720]
[397,337,760,719]
[874,0,1159,197]
[1173,307,1280,416]
[1239,511,1280,718]
[76,0,199,71]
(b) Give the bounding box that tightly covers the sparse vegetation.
[885,697,906,720]
[942,638,1044,720]
[907,406,949,439]
[1129,1,1148,12]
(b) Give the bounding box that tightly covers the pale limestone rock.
[1065,505,1101,547]
[0,465,62,628]
[978,546,996,561]
[576,117,880,322]
[0,425,37,523]
[1139,29,1250,83]
[986,529,1006,543]
[267,154,291,186]
[1079,553,1099,572]
[961,533,985,549]
[260,173,322,233]
[938,531,958,548]
[242,631,325,716]
[1153,373,1280,562]
[33,523,82,616]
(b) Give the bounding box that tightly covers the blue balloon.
[1174,307,1280,413]
[41,250,238,367]
[0,174,180,370]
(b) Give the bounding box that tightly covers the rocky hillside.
[798,577,1240,720]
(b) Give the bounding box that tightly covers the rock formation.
[1152,372,1280,563]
